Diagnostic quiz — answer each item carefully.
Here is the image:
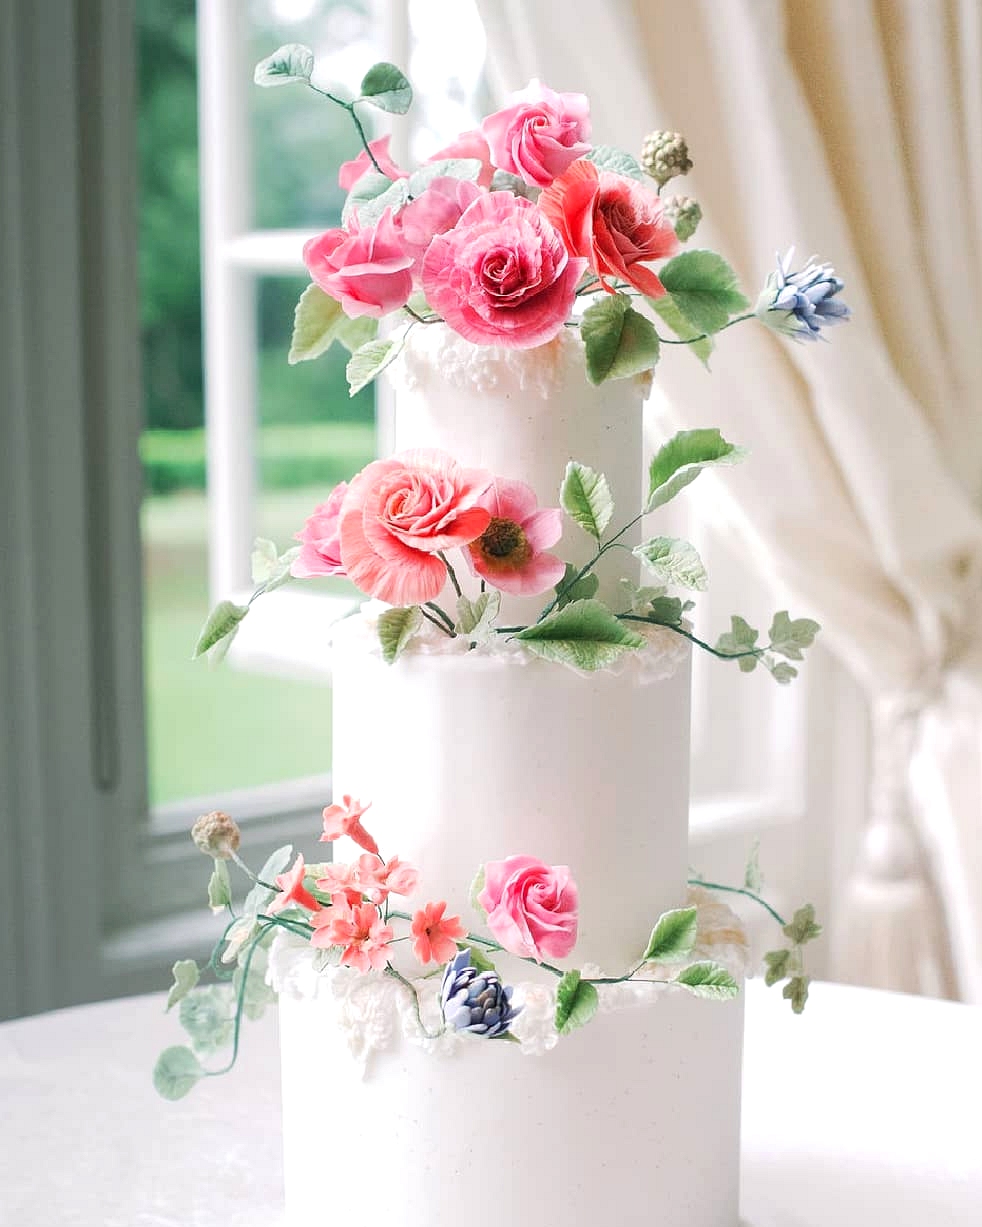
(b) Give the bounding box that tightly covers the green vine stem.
[618,615,766,665]
[306,84,384,176]
[535,509,648,623]
[687,877,786,927]
[205,919,276,1078]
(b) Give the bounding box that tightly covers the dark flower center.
[480,517,526,558]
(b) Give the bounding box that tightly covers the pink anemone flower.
[466,478,566,596]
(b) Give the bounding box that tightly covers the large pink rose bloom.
[291,482,347,578]
[479,855,579,962]
[481,79,591,188]
[540,159,679,297]
[337,135,408,190]
[422,193,586,349]
[303,208,413,318]
[466,478,565,596]
[394,176,484,275]
[339,449,493,605]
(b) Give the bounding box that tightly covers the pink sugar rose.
[479,855,579,962]
[310,900,394,972]
[339,449,493,605]
[394,176,485,274]
[410,901,467,965]
[303,208,413,319]
[540,159,679,297]
[481,79,591,188]
[427,129,495,189]
[421,192,586,349]
[291,482,348,578]
[337,135,408,190]
[466,478,566,596]
[268,853,320,915]
[320,795,379,856]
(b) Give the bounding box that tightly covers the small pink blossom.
[410,901,467,965]
[291,483,348,578]
[427,129,495,188]
[481,79,591,188]
[421,193,586,349]
[339,449,492,605]
[364,854,420,902]
[311,900,394,972]
[394,176,484,274]
[466,478,565,596]
[479,855,579,962]
[314,860,369,908]
[268,853,320,915]
[338,135,408,191]
[320,795,379,856]
[303,208,413,319]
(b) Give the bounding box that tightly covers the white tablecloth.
[1,979,979,1225]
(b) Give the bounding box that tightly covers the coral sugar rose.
[479,855,579,962]
[339,449,493,605]
[422,192,587,349]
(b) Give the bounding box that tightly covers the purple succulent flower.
[440,949,520,1038]
[755,248,850,342]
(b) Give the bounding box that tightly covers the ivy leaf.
[456,591,500,645]
[554,969,599,1036]
[560,461,614,540]
[764,658,798,685]
[783,975,811,1014]
[581,294,660,384]
[408,159,482,196]
[179,985,235,1056]
[646,428,746,512]
[763,949,792,988]
[674,961,740,1000]
[768,611,821,661]
[347,338,398,396]
[744,838,762,894]
[343,174,409,228]
[457,942,496,975]
[619,578,667,614]
[649,294,714,367]
[207,859,232,913]
[377,605,423,664]
[584,145,645,181]
[555,565,599,610]
[658,250,749,334]
[647,596,685,626]
[358,62,413,114]
[516,599,645,671]
[643,906,699,963]
[153,1045,204,1101]
[335,314,379,353]
[469,866,487,919]
[193,600,249,659]
[633,537,708,590]
[233,944,277,1021]
[783,904,822,946]
[254,43,314,87]
[288,283,345,364]
[716,615,759,672]
[222,843,294,963]
[166,960,200,1012]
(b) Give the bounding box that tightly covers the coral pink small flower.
[314,860,370,907]
[427,129,495,188]
[356,854,419,903]
[311,900,394,971]
[540,159,679,296]
[479,855,579,962]
[337,135,409,191]
[303,208,413,318]
[291,482,348,578]
[268,853,320,915]
[421,192,586,349]
[466,478,566,596]
[481,79,591,188]
[339,449,493,605]
[394,176,484,275]
[320,795,379,856]
[410,901,467,965]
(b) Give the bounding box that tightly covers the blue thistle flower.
[755,248,850,342]
[440,949,520,1038]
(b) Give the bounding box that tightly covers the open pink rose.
[479,855,579,962]
[427,129,495,188]
[303,208,413,318]
[394,176,484,275]
[466,478,565,596]
[338,135,409,190]
[339,449,492,605]
[481,80,591,188]
[291,482,347,578]
[421,192,586,349]
[540,159,679,296]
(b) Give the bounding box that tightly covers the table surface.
[1,978,980,1227]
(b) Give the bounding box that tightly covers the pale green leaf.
[457,942,495,974]
[643,906,699,963]
[658,250,749,334]
[768,610,821,661]
[646,428,745,511]
[153,1045,204,1101]
[783,975,810,1014]
[469,866,487,919]
[618,578,667,615]
[335,314,379,353]
[554,970,599,1035]
[233,944,277,1021]
[179,985,235,1056]
[648,596,685,626]
[251,538,279,584]
[555,565,600,610]
[263,546,300,594]
[744,838,762,894]
[456,591,500,645]
[649,294,714,367]
[377,605,423,664]
[715,615,759,663]
[783,904,822,946]
[560,461,614,540]
[358,62,413,113]
[763,948,792,987]
[633,537,708,590]
[516,599,645,671]
[408,159,482,196]
[166,960,199,1012]
[581,295,660,385]
[207,859,232,913]
[288,283,345,364]
[193,600,249,659]
[584,145,645,181]
[674,961,740,1000]
[765,658,798,684]
[254,43,313,87]
[343,174,409,227]
[489,170,537,199]
[346,338,397,396]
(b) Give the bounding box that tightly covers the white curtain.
[477,0,982,1000]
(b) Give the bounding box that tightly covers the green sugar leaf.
[783,904,823,946]
[768,610,821,661]
[408,159,483,196]
[633,536,708,590]
[658,250,749,335]
[207,859,232,912]
[166,960,200,1012]
[457,942,496,975]
[251,537,279,583]
[456,591,500,645]
[233,944,277,1021]
[716,615,759,667]
[646,596,685,626]
[643,906,699,963]
[469,866,487,920]
[347,338,397,396]
[358,62,413,114]
[674,961,740,1000]
[649,294,714,367]
[744,838,762,894]
[490,170,537,199]
[584,145,645,181]
[335,314,379,353]
[377,605,423,664]
[560,461,614,540]
[179,985,235,1056]
[646,428,745,511]
[193,599,249,659]
[783,975,811,1014]
[254,43,314,87]
[555,565,599,610]
[153,1045,205,1101]
[555,970,599,1036]
[581,294,660,385]
[765,658,798,684]
[288,283,345,364]
[763,948,792,988]
[343,174,409,228]
[516,599,645,672]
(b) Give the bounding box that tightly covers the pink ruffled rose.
[338,135,409,190]
[478,855,579,962]
[540,159,679,296]
[466,478,565,596]
[291,483,347,578]
[394,176,485,274]
[303,208,413,318]
[421,192,586,349]
[427,129,495,189]
[339,449,492,605]
[481,79,591,188]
